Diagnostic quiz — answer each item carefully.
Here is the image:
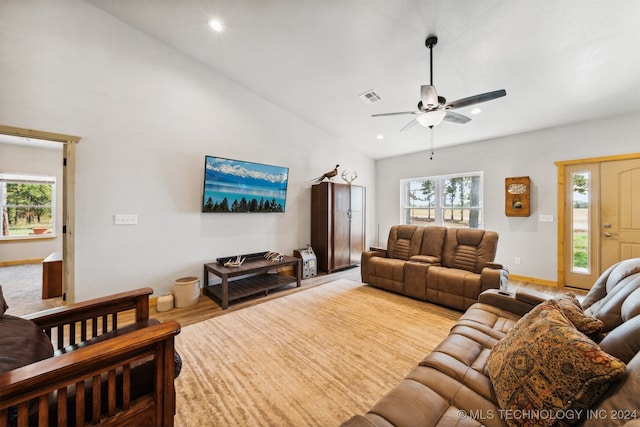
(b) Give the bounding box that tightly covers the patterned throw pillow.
[487,300,626,427]
[555,293,604,336]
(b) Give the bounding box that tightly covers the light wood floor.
[147,267,583,328]
[7,263,583,328]
[149,267,362,327]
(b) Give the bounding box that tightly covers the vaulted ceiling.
[86,0,640,159]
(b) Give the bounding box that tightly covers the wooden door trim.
[555,152,640,287]
[0,124,81,303]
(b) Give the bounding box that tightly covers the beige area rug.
[175,279,460,426]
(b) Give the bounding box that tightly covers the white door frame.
[0,125,81,302]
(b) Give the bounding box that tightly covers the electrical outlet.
[515,257,521,265]
[114,214,138,225]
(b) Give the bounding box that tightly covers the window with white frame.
[1,173,56,239]
[401,172,483,229]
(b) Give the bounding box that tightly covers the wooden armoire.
[311,182,365,273]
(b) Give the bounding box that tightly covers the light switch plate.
[114,214,138,225]
[539,214,554,223]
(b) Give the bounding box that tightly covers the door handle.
[603,232,612,237]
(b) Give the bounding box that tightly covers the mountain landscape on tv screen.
[202,156,288,213]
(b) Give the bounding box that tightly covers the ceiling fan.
[373,35,506,131]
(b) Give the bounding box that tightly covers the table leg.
[221,275,229,310]
[295,259,301,287]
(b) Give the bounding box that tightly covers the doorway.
[0,125,80,303]
[557,153,640,290]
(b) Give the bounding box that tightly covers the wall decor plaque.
[505,176,531,217]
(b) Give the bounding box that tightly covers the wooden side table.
[42,251,62,299]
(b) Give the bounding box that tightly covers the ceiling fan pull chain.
[429,126,435,160]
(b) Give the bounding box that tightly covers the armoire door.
[332,184,352,270]
[349,185,365,265]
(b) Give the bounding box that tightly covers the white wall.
[0,142,63,261]
[0,1,375,300]
[376,112,640,282]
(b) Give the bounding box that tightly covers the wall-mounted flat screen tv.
[202,156,289,213]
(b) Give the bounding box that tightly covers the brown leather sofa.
[362,225,508,310]
[343,258,640,427]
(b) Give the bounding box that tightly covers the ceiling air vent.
[359,90,382,104]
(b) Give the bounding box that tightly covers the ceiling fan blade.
[400,119,419,132]
[443,111,471,124]
[445,89,506,110]
[372,111,417,117]
[420,85,438,109]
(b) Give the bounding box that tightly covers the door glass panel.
[571,172,590,274]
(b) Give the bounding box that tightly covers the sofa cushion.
[554,292,604,336]
[456,302,520,338]
[580,352,640,427]
[584,275,640,332]
[419,333,497,403]
[418,226,447,261]
[442,229,498,274]
[487,300,626,427]
[598,314,640,364]
[368,258,406,293]
[0,314,54,373]
[581,259,640,327]
[387,225,423,260]
[406,366,505,427]
[621,286,640,321]
[426,266,483,310]
[365,376,454,427]
[581,258,640,310]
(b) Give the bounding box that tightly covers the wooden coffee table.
[203,255,301,309]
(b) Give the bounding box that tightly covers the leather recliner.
[343,258,640,427]
[362,225,506,310]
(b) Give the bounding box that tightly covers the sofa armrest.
[341,415,378,427]
[484,262,504,270]
[408,255,440,265]
[368,247,387,256]
[0,320,181,427]
[361,249,388,283]
[514,287,554,305]
[479,289,544,317]
[24,288,153,351]
[480,265,509,292]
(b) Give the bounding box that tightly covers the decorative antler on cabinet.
[341,170,358,184]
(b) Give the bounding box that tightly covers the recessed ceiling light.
[376,134,384,140]
[470,108,483,115]
[208,19,224,32]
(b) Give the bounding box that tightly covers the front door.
[561,156,640,290]
[600,158,640,270]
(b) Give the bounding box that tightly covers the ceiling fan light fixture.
[416,110,446,128]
